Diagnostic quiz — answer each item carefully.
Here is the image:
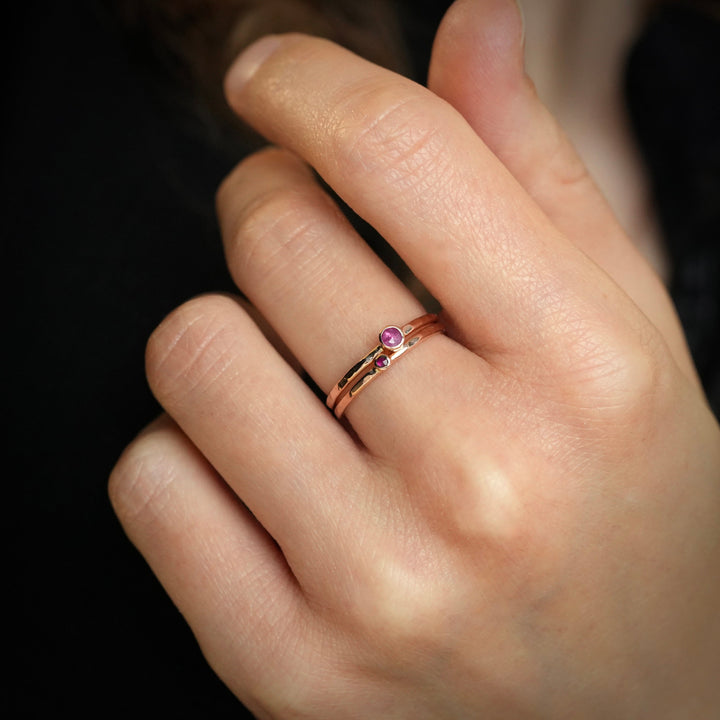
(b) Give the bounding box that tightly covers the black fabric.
[7,1,245,715]
[625,2,720,413]
[7,0,718,716]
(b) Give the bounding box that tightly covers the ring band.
[325,313,436,410]
[327,314,445,419]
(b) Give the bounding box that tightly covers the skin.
[520,0,668,277]
[109,0,720,717]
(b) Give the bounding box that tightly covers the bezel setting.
[379,325,404,351]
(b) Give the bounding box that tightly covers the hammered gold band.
[326,314,445,419]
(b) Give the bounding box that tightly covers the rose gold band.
[326,314,445,419]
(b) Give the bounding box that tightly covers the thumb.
[428,0,697,383]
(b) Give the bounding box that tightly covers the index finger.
[224,34,654,370]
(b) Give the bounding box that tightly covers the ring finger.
[218,146,489,460]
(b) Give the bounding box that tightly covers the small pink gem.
[380,326,403,350]
[375,355,390,368]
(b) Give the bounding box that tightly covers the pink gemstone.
[380,326,403,350]
[375,355,390,369]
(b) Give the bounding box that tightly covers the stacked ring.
[326,313,445,419]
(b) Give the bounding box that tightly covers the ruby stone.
[380,326,403,350]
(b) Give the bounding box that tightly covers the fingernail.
[225,34,284,93]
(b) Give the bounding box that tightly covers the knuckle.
[445,442,526,547]
[216,150,267,210]
[344,544,452,659]
[545,122,593,192]
[145,295,240,404]
[532,314,672,449]
[216,147,306,218]
[330,83,451,194]
[416,424,531,553]
[571,327,666,420]
[230,184,330,290]
[599,330,670,420]
[517,99,594,197]
[529,288,670,425]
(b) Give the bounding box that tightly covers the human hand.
[109,0,720,717]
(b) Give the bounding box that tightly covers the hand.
[109,0,720,717]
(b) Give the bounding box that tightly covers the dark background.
[6,0,718,716]
[6,1,448,716]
